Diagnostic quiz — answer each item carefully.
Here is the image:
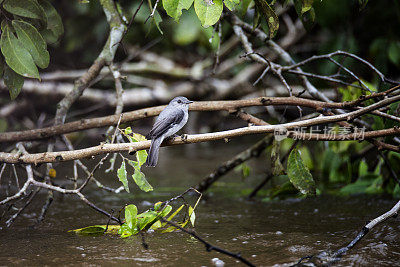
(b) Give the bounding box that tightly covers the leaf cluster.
[116,127,153,193]
[71,195,201,238]
[0,0,63,99]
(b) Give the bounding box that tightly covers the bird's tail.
[145,137,163,167]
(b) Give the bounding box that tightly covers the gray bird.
[145,96,193,167]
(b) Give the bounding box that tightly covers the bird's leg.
[180,134,188,142]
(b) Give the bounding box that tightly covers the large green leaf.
[117,160,129,192]
[0,24,39,79]
[4,65,24,100]
[125,204,138,230]
[253,0,279,38]
[132,169,153,192]
[194,0,223,28]
[162,0,194,22]
[287,148,316,195]
[38,0,64,43]
[127,160,153,192]
[3,0,46,20]
[12,20,49,69]
[173,8,201,45]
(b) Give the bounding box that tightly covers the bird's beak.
[187,100,194,104]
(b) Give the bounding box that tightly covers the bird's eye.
[177,100,182,104]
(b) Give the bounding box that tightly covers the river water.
[1,137,399,266]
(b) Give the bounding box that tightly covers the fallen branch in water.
[296,199,400,265]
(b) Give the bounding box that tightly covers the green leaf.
[38,0,64,43]
[271,139,285,176]
[70,225,105,236]
[126,160,153,192]
[136,150,148,166]
[253,0,279,38]
[194,0,223,28]
[293,0,315,31]
[124,127,147,142]
[117,160,129,192]
[224,0,239,11]
[150,220,162,230]
[300,0,313,14]
[3,0,45,20]
[137,211,158,230]
[70,225,121,236]
[162,0,194,22]
[159,205,172,218]
[12,20,49,69]
[237,0,253,17]
[235,163,250,178]
[253,4,261,30]
[358,0,368,9]
[125,204,138,230]
[0,24,39,79]
[287,148,316,195]
[173,7,201,45]
[154,201,163,211]
[388,41,400,66]
[358,160,368,177]
[4,65,24,100]
[152,10,163,35]
[119,223,134,237]
[132,169,153,192]
[161,204,185,231]
[166,204,184,221]
[188,206,195,226]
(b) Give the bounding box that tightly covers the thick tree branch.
[1,124,399,164]
[0,94,395,143]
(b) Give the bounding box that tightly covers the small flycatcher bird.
[145,96,193,167]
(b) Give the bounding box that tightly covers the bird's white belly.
[164,111,188,138]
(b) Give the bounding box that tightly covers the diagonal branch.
[54,0,126,125]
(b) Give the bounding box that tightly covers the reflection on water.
[1,137,400,266]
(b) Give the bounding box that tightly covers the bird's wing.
[147,108,185,139]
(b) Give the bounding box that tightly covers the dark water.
[1,138,400,266]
